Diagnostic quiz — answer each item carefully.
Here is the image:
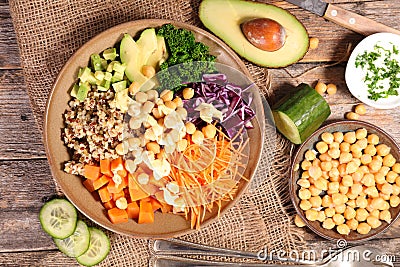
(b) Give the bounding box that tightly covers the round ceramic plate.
[44,19,266,238]
[345,32,400,109]
[290,120,400,242]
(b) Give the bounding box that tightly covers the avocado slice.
[146,36,168,70]
[120,29,160,87]
[199,0,309,68]
[120,33,146,85]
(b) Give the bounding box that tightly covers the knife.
[286,0,400,36]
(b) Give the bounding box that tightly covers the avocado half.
[199,0,309,68]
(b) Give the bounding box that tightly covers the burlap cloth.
[9,0,306,265]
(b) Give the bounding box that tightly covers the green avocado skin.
[273,83,331,143]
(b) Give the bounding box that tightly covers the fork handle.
[150,239,316,265]
[149,255,303,267]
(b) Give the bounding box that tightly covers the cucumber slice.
[273,83,331,144]
[39,199,78,239]
[76,227,110,266]
[54,220,90,258]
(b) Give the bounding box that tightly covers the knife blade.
[286,0,400,36]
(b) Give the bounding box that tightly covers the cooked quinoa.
[62,88,124,175]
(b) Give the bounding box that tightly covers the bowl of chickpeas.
[290,120,400,242]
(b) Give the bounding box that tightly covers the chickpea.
[164,100,177,111]
[152,107,163,119]
[352,170,363,183]
[364,186,379,198]
[160,89,174,102]
[312,158,322,167]
[176,139,188,152]
[376,144,390,157]
[128,81,140,95]
[350,183,363,195]
[319,153,332,162]
[329,168,340,179]
[379,209,392,224]
[356,208,369,221]
[172,96,183,108]
[141,65,156,78]
[340,175,353,187]
[390,195,400,207]
[386,171,398,183]
[327,148,341,159]
[322,218,336,230]
[392,184,400,195]
[115,142,128,156]
[347,199,356,208]
[380,193,391,201]
[322,195,333,208]
[383,154,396,167]
[182,87,194,100]
[317,210,326,222]
[379,166,390,176]
[364,144,377,156]
[339,185,349,195]
[392,163,400,174]
[327,84,337,95]
[314,178,328,191]
[366,216,382,229]
[346,162,358,174]
[339,152,353,164]
[335,203,346,214]
[367,134,380,145]
[381,183,394,195]
[301,160,312,171]
[115,197,128,210]
[294,214,306,227]
[316,141,329,154]
[362,173,376,187]
[360,154,372,165]
[333,214,345,225]
[337,224,350,235]
[359,165,370,174]
[353,104,366,115]
[328,181,340,192]
[347,218,359,231]
[356,138,368,149]
[309,166,323,179]
[374,172,386,184]
[346,191,359,200]
[356,196,368,209]
[297,179,310,188]
[370,209,380,218]
[301,170,310,179]
[343,206,356,220]
[202,124,217,139]
[344,131,357,144]
[325,207,336,218]
[338,164,347,176]
[146,141,161,154]
[135,91,148,104]
[369,159,383,173]
[357,222,372,235]
[185,122,196,135]
[333,132,344,143]
[332,193,344,205]
[315,81,327,95]
[192,130,204,144]
[300,200,312,211]
[321,161,333,172]
[309,37,320,50]
[354,128,367,139]
[338,142,349,153]
[305,150,316,161]
[369,197,385,210]
[331,160,340,168]
[305,209,319,221]
[346,112,359,120]
[309,185,323,196]
[309,196,322,208]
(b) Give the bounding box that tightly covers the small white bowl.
[345,32,400,109]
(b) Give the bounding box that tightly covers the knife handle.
[324,4,400,36]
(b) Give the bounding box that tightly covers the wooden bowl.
[290,120,400,242]
[44,19,266,238]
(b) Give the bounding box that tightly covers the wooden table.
[1,0,400,265]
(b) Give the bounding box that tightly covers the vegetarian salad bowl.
[44,19,269,238]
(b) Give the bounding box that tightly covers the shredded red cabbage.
[182,73,256,138]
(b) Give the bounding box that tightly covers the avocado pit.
[241,18,286,52]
